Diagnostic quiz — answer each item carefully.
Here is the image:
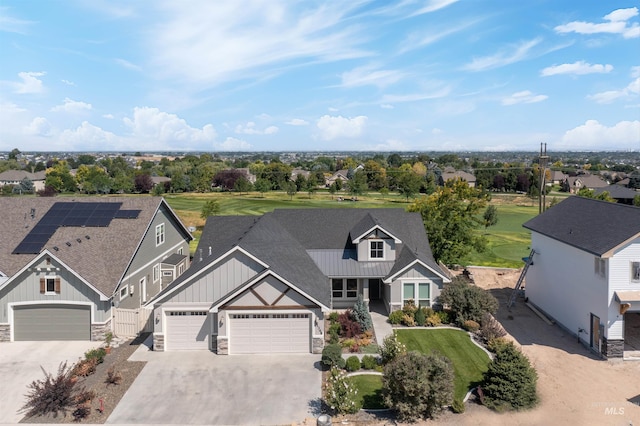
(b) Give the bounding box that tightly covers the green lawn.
[396,329,490,400]
[348,375,386,409]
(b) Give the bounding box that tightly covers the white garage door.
[165,311,210,350]
[230,313,310,354]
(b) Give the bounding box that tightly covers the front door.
[590,313,601,352]
[369,279,381,300]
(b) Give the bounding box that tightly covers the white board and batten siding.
[607,237,640,339]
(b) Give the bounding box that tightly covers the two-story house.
[0,197,192,342]
[147,208,449,354]
[523,196,640,359]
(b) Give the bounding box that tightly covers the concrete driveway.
[106,348,322,425]
[0,340,100,424]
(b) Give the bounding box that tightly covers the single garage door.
[165,311,210,350]
[230,313,310,354]
[13,304,90,341]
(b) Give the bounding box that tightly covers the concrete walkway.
[369,300,393,345]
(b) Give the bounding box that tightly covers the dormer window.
[370,241,384,259]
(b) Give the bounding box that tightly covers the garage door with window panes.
[403,282,431,307]
[165,311,210,350]
[14,304,90,341]
[229,313,310,354]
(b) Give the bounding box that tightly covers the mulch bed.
[20,333,149,424]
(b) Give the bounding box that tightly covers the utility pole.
[539,143,549,213]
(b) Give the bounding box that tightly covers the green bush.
[451,398,465,413]
[361,355,378,370]
[324,367,360,414]
[439,277,498,326]
[328,311,339,323]
[426,313,442,327]
[487,337,510,353]
[322,344,346,369]
[415,308,426,326]
[462,320,480,332]
[328,330,340,344]
[352,295,373,331]
[388,310,404,325]
[435,310,451,324]
[84,347,106,364]
[402,299,418,317]
[379,333,406,365]
[481,341,538,411]
[382,351,454,421]
[345,356,361,372]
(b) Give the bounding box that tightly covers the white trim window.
[156,223,165,246]
[153,264,160,283]
[177,247,183,255]
[120,285,128,300]
[403,282,431,308]
[332,278,358,299]
[43,276,57,295]
[370,240,384,259]
[594,258,606,278]
[632,261,640,283]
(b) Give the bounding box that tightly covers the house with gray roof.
[0,170,46,192]
[523,196,640,359]
[147,208,450,354]
[0,197,192,342]
[439,168,476,188]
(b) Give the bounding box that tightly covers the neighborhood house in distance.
[523,196,640,359]
[0,197,192,342]
[147,208,450,353]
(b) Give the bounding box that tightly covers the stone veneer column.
[312,337,324,354]
[602,337,624,358]
[91,319,111,341]
[217,336,229,355]
[0,324,10,342]
[153,333,164,351]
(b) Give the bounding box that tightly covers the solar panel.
[114,210,141,219]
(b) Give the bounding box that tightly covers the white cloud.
[60,121,119,148]
[115,58,142,72]
[316,115,367,140]
[541,61,613,76]
[380,86,451,103]
[103,114,115,119]
[339,65,405,88]
[463,38,541,71]
[555,7,640,39]
[24,117,52,136]
[559,119,640,150]
[235,121,279,135]
[371,138,409,151]
[51,98,93,113]
[411,0,459,17]
[0,102,25,113]
[61,80,75,86]
[380,104,394,109]
[285,118,309,126]
[431,128,444,135]
[123,107,217,144]
[215,137,253,151]
[588,77,640,104]
[14,71,46,94]
[502,90,548,106]
[399,19,479,54]
[0,8,34,33]
[631,66,640,78]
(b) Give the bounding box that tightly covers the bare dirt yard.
[322,267,640,426]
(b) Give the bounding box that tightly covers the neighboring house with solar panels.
[0,197,192,342]
[147,208,449,354]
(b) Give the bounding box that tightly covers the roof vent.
[30,208,36,219]
[76,238,82,243]
[53,246,59,251]
[209,246,212,256]
[199,249,203,262]
[85,235,90,240]
[66,242,72,247]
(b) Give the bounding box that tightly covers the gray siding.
[0,256,110,323]
[389,263,444,309]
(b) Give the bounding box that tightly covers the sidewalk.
[369,300,393,346]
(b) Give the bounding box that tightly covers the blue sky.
[1,0,639,152]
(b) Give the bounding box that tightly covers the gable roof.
[0,170,46,182]
[523,196,640,257]
[0,196,191,296]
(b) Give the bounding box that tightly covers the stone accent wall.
[153,333,164,352]
[217,336,228,355]
[91,319,111,342]
[0,324,10,342]
[312,337,324,354]
[602,337,624,358]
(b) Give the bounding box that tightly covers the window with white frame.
[155,223,165,246]
[43,277,57,295]
[594,257,606,278]
[177,247,183,255]
[632,261,640,282]
[153,264,160,283]
[370,240,384,259]
[120,285,128,300]
[332,278,358,299]
[402,282,431,307]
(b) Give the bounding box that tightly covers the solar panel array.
[13,202,126,254]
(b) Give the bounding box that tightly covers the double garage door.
[13,304,90,341]
[230,313,310,354]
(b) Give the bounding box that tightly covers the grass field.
[396,329,490,401]
[348,374,386,409]
[163,190,540,267]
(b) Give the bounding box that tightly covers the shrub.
[338,310,362,338]
[426,313,442,327]
[439,277,498,326]
[388,310,404,325]
[322,344,346,369]
[402,313,416,327]
[328,312,339,323]
[379,333,406,365]
[351,295,373,331]
[478,313,507,343]
[487,337,511,353]
[481,341,538,411]
[435,310,451,324]
[324,367,360,414]
[415,308,426,326]
[72,405,91,421]
[382,351,454,421]
[402,299,418,317]
[451,398,465,413]
[462,319,480,332]
[84,347,107,364]
[105,366,122,385]
[328,322,341,336]
[361,355,378,370]
[21,362,79,418]
[345,356,361,372]
[74,389,95,405]
[72,358,97,377]
[328,331,339,344]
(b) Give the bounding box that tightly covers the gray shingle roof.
[0,197,187,297]
[523,196,640,256]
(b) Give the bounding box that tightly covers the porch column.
[362,279,370,306]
